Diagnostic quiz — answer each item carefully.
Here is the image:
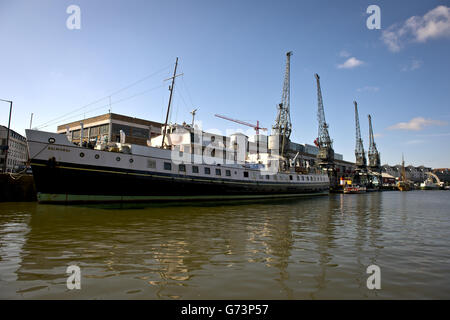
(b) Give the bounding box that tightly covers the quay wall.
[0,174,37,202]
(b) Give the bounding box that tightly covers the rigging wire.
[37,83,166,129]
[181,73,195,108]
[35,63,173,129]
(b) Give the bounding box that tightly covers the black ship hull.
[31,159,329,203]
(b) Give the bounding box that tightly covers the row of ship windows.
[80,152,134,163]
[163,162,324,182]
[79,152,325,182]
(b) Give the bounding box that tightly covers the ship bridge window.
[100,124,109,135]
[216,168,221,176]
[204,167,211,174]
[192,166,199,173]
[73,130,80,139]
[164,162,172,170]
[297,176,300,181]
[132,127,150,139]
[301,176,304,181]
[243,171,249,178]
[179,164,186,172]
[112,124,131,136]
[226,170,231,176]
[266,175,270,180]
[290,175,293,181]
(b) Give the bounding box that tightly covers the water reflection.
[1,191,449,299]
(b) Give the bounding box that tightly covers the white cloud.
[382,5,450,52]
[357,86,380,92]
[406,139,425,145]
[401,59,423,71]
[374,133,383,138]
[388,117,447,131]
[337,57,364,69]
[416,132,450,137]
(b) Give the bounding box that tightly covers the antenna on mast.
[190,108,198,126]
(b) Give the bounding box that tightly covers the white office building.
[0,125,28,173]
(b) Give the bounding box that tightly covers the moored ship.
[26,54,330,203]
[26,128,329,203]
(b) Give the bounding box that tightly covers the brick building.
[57,113,162,146]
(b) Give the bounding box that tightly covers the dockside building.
[0,125,28,173]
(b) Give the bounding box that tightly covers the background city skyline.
[1,0,449,167]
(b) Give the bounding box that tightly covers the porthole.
[80,152,85,158]
[95,154,100,159]
[48,137,56,144]
[116,157,121,161]
[129,158,134,163]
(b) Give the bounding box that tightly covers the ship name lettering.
[48,146,70,152]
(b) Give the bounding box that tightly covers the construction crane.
[368,114,381,172]
[354,101,367,170]
[272,51,293,156]
[315,73,334,166]
[214,114,267,134]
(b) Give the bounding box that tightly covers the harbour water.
[0,190,449,299]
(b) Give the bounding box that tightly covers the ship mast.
[401,153,406,182]
[161,57,181,148]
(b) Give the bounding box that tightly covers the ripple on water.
[0,191,450,299]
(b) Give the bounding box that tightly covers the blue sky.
[1,0,449,167]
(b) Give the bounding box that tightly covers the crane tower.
[368,114,381,172]
[354,101,367,170]
[272,51,293,157]
[315,73,334,166]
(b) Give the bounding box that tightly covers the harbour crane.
[354,101,367,170]
[214,114,267,134]
[272,51,293,157]
[315,73,334,166]
[368,114,381,172]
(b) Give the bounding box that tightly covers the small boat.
[420,172,443,190]
[344,184,366,194]
[420,180,440,190]
[397,181,410,192]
